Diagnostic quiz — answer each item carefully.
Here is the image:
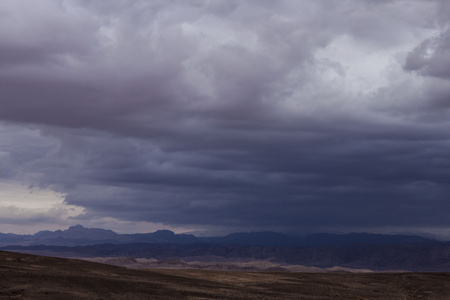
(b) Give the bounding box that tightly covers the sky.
[1,0,450,238]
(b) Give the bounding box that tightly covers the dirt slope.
[1,250,450,299]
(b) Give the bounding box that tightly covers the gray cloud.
[1,0,450,236]
[404,30,450,79]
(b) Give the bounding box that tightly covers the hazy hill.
[34,224,120,240]
[0,225,197,246]
[298,232,433,246]
[199,231,433,246]
[124,229,197,244]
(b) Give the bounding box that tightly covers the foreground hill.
[1,250,450,299]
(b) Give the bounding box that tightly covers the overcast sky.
[1,0,450,237]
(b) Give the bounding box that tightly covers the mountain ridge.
[4,240,450,272]
[0,224,436,247]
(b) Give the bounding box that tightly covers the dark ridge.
[4,241,450,272]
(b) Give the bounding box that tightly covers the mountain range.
[0,224,436,247]
[2,225,450,272]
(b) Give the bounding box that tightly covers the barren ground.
[1,250,450,299]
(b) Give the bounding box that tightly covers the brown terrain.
[78,256,373,272]
[1,250,450,299]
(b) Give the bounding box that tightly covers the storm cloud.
[1,0,450,236]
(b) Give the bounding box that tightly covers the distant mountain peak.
[154,229,175,236]
[68,224,85,230]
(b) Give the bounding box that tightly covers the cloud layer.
[1,0,450,236]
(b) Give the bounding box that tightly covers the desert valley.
[1,250,450,299]
[1,226,450,299]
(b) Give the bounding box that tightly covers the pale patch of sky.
[0,181,85,233]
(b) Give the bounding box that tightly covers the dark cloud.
[404,30,450,79]
[1,0,450,236]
